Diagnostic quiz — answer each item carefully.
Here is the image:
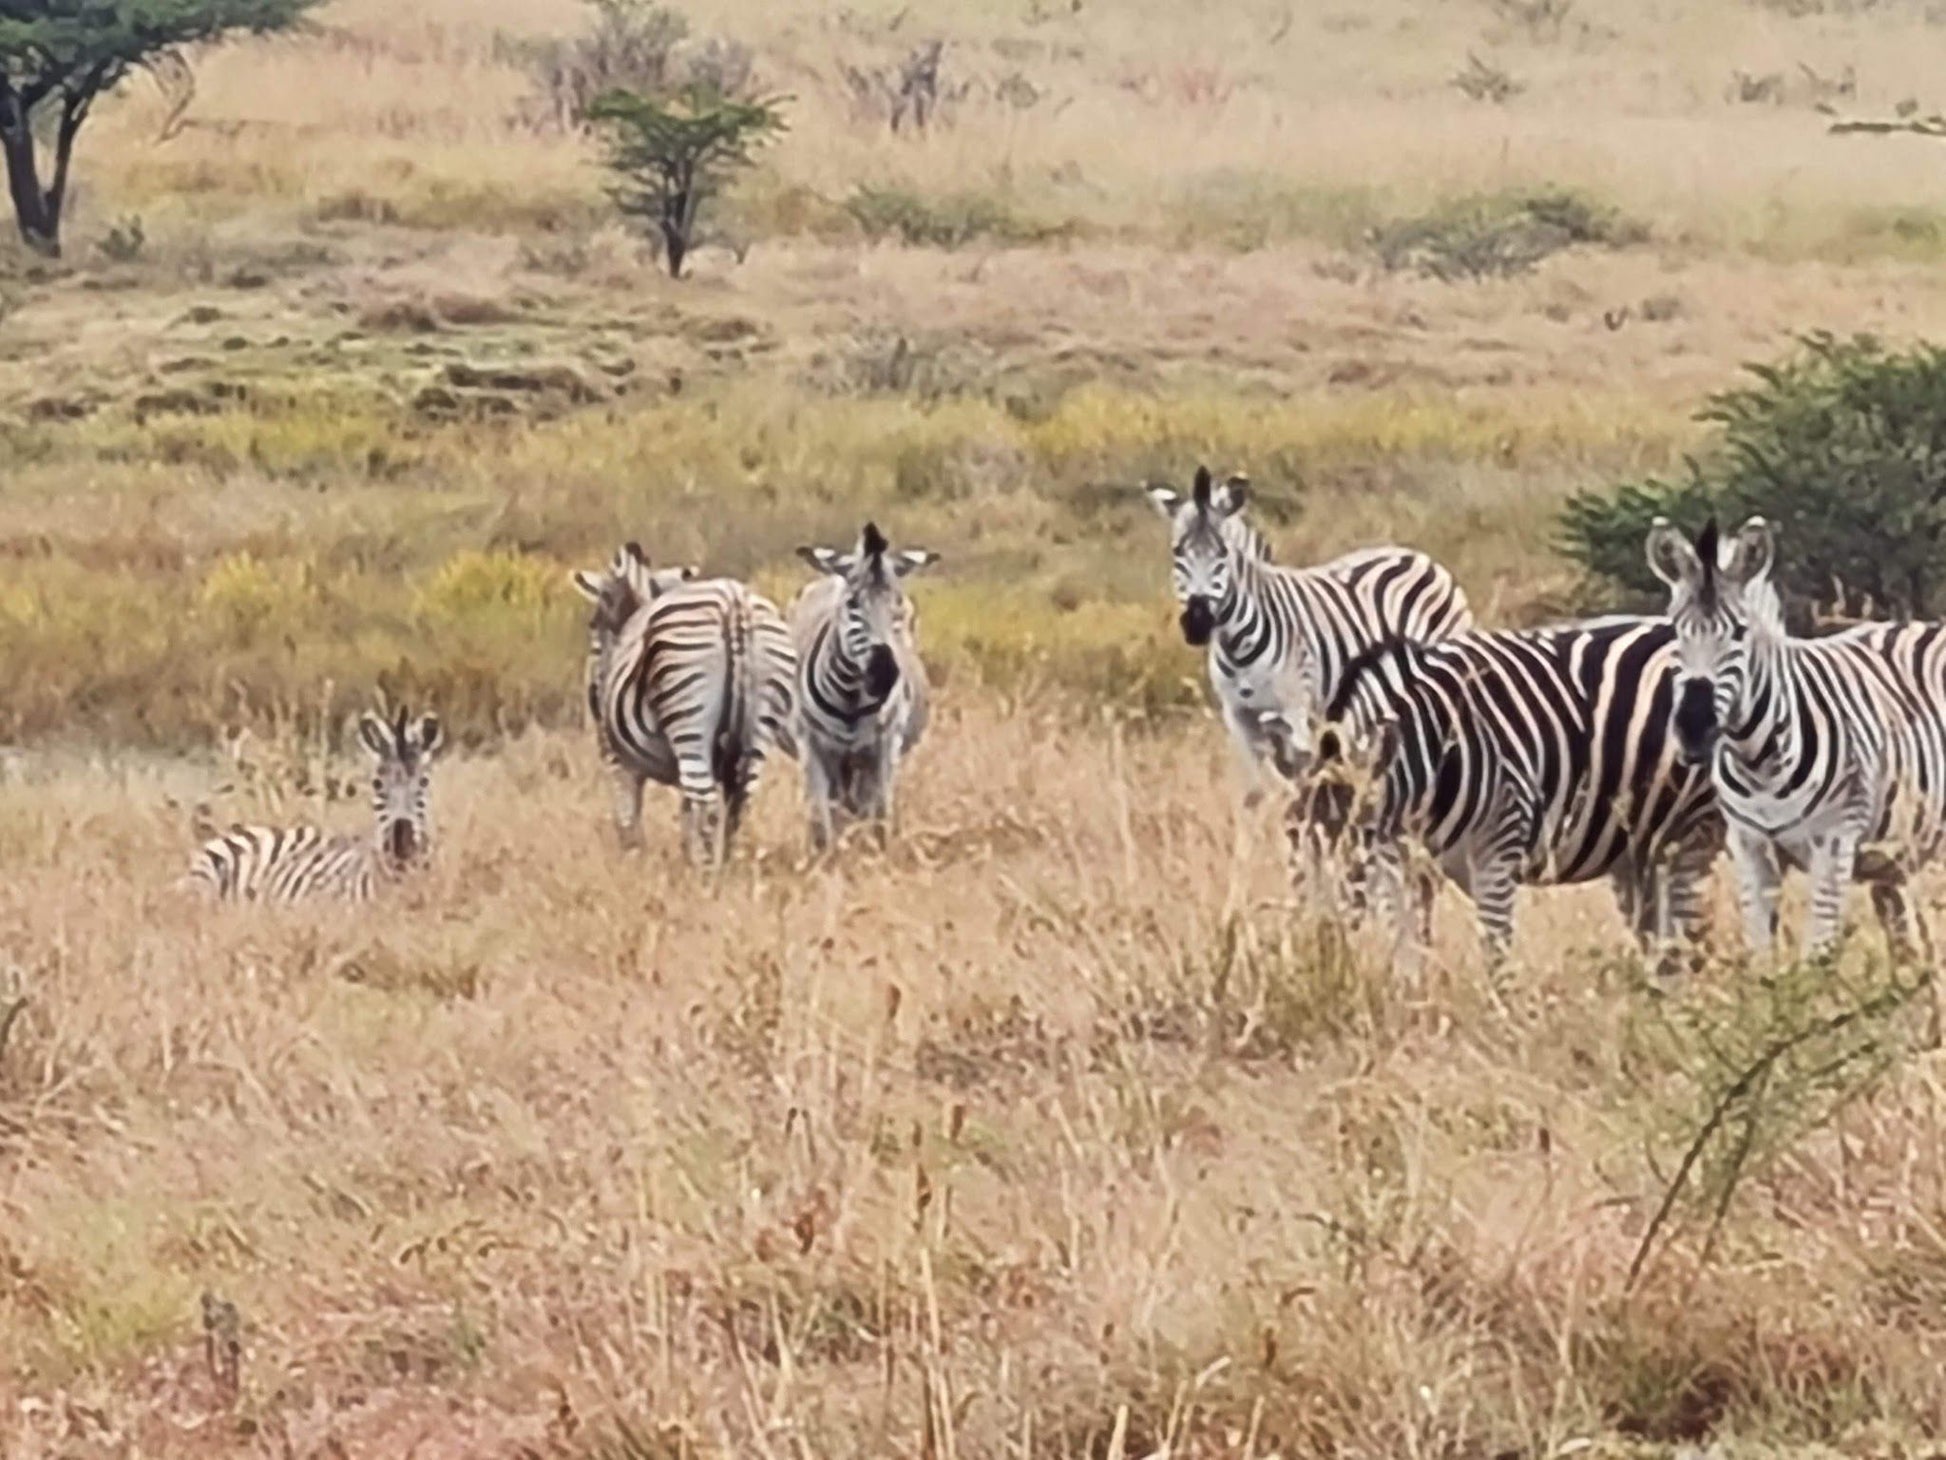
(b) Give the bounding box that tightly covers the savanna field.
[13,0,1946,1455]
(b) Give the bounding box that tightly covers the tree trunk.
[0,115,60,257]
[662,192,690,278]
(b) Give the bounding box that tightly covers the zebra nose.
[387,820,417,862]
[1180,597,1215,646]
[864,644,900,700]
[1673,680,1720,765]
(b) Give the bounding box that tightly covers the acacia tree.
[0,0,320,257]
[589,85,784,278]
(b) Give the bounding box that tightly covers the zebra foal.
[1145,464,1473,802]
[575,541,796,865]
[790,521,939,851]
[1649,514,1946,963]
[186,706,445,903]
[1293,619,1719,968]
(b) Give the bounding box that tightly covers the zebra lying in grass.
[574,541,797,865]
[1146,464,1473,805]
[187,705,445,903]
[1650,514,1946,964]
[1291,619,1719,971]
[789,521,939,851]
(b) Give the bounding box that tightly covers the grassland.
[9,0,1946,1454]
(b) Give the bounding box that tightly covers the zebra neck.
[1724,629,1797,776]
[1213,555,1281,666]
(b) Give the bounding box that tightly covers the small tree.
[589,86,784,278]
[0,0,321,258]
[1560,333,1946,620]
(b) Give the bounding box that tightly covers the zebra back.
[1318,619,1714,885]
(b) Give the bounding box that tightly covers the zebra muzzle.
[864,644,901,700]
[387,820,418,863]
[1673,679,1720,764]
[1180,597,1215,646]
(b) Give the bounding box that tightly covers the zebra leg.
[1470,855,1520,976]
[865,744,900,847]
[802,748,838,854]
[1804,832,1858,959]
[611,764,647,853]
[1726,822,1783,960]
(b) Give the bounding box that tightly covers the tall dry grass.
[2,707,1945,1457]
[64,0,1946,258]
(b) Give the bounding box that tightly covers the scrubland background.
[7,0,1946,1455]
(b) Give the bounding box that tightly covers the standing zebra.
[574,542,797,865]
[186,705,445,903]
[1146,464,1474,803]
[1296,619,1719,967]
[790,521,940,851]
[1648,515,1946,962]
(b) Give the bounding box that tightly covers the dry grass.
[3,709,1946,1458]
[8,0,1946,1452]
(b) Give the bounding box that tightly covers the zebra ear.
[1214,474,1250,516]
[416,715,445,758]
[572,568,603,602]
[798,546,847,576]
[1724,516,1775,586]
[1144,485,1182,520]
[1645,517,1700,589]
[357,711,392,759]
[892,549,940,578]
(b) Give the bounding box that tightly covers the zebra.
[789,521,940,851]
[1145,464,1474,804]
[1648,514,1946,964]
[574,542,797,865]
[1293,618,1720,968]
[186,705,445,903]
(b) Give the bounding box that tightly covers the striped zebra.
[574,542,797,865]
[1649,514,1946,962]
[187,706,445,903]
[1295,618,1720,967]
[1146,464,1474,803]
[790,521,940,851]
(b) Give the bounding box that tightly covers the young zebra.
[1296,619,1720,968]
[1648,514,1946,961]
[790,521,940,851]
[1146,464,1474,803]
[575,542,797,865]
[186,706,445,903]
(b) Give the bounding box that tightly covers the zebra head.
[573,542,700,636]
[573,543,700,715]
[1648,514,1776,765]
[357,705,445,871]
[797,522,940,701]
[1145,464,1259,647]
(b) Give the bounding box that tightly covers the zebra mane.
[1695,516,1721,612]
[1325,634,1426,722]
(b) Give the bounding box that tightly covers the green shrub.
[1369,187,1644,281]
[1560,333,1946,618]
[844,185,1052,249]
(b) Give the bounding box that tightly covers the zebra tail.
[718,593,755,799]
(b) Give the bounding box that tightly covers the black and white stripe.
[789,521,939,850]
[1299,618,1719,966]
[1147,465,1474,800]
[187,706,444,903]
[576,542,796,864]
[1650,514,1946,959]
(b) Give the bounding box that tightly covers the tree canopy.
[0,0,320,255]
